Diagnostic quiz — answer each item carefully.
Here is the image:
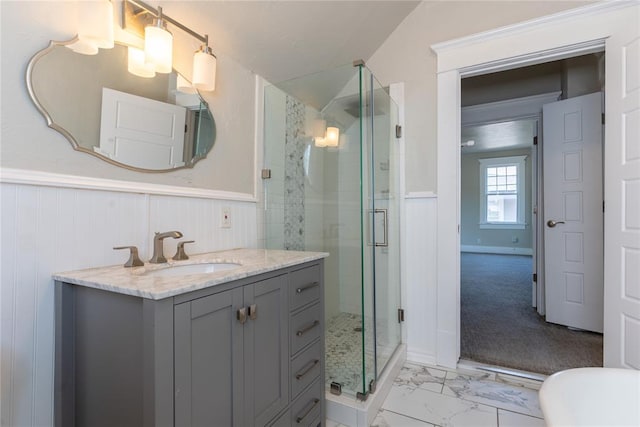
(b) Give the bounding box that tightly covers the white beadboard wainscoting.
[0,180,257,426]
[403,193,438,366]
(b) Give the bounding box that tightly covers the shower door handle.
[368,209,388,247]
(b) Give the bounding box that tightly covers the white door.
[543,92,603,333]
[98,88,187,170]
[603,14,640,369]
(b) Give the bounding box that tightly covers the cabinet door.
[244,274,290,426]
[174,288,244,427]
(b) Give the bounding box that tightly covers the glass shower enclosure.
[262,63,401,398]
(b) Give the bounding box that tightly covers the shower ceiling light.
[325,127,340,147]
[314,126,340,148]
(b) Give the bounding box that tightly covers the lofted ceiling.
[138,1,421,84]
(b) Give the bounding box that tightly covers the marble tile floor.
[327,361,546,427]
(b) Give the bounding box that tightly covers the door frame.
[431,1,635,368]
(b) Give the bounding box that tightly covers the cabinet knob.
[248,304,257,320]
[237,307,247,324]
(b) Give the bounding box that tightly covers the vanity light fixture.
[144,6,172,74]
[67,0,114,55]
[176,74,197,94]
[127,46,156,78]
[192,35,217,91]
[123,0,217,91]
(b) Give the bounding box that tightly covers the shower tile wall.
[284,96,306,250]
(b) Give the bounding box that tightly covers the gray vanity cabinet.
[174,287,243,426]
[174,273,289,427]
[54,258,324,427]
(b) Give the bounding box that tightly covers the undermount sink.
[144,262,242,278]
[539,367,640,426]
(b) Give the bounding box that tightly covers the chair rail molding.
[0,168,257,202]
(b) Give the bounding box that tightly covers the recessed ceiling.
[461,120,536,154]
[142,1,421,84]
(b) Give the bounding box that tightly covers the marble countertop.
[53,248,328,300]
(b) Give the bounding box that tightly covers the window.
[478,155,527,229]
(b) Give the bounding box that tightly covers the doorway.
[433,2,640,371]
[458,55,604,374]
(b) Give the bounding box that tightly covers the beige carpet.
[460,253,603,375]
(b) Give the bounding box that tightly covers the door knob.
[547,220,565,228]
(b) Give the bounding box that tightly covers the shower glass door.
[262,63,401,399]
[359,66,402,391]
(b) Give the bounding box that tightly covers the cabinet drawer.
[291,303,321,355]
[291,340,321,399]
[289,265,321,311]
[290,379,322,427]
[268,408,291,427]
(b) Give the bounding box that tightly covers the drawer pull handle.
[296,320,319,337]
[295,359,320,380]
[295,398,320,424]
[296,282,319,294]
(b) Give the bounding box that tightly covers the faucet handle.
[113,246,144,267]
[173,240,195,261]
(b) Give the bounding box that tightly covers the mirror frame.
[26,37,214,173]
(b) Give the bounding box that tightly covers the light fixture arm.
[125,0,208,44]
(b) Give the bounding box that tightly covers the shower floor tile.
[325,312,396,395]
[325,312,370,394]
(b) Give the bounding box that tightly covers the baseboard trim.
[461,245,533,256]
[406,350,437,367]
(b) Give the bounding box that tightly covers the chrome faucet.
[150,231,183,263]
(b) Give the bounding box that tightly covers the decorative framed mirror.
[26,39,216,172]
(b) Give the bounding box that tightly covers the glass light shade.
[127,47,156,78]
[77,0,114,49]
[176,74,197,94]
[145,24,173,74]
[314,137,327,147]
[192,50,217,91]
[325,127,340,147]
[66,39,99,55]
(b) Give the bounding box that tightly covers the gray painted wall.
[460,148,533,252]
